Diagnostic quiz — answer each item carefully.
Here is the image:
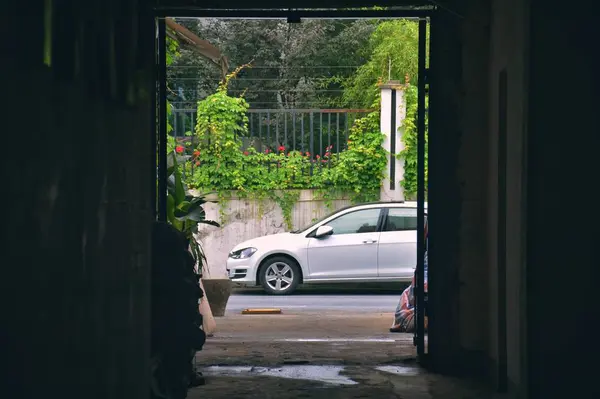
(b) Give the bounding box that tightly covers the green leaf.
[166,194,176,224]
[175,206,205,222]
[173,166,185,205]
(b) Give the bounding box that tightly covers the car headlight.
[228,247,257,259]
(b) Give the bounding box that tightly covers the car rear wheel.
[259,256,300,295]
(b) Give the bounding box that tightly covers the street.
[226,288,402,314]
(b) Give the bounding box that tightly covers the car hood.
[230,232,299,253]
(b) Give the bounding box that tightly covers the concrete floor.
[196,311,413,366]
[191,307,491,398]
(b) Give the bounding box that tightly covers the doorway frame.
[151,5,433,357]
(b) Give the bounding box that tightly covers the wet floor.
[191,312,487,398]
[202,365,360,385]
[189,363,491,399]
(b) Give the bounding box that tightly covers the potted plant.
[166,152,232,318]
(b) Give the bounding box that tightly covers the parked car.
[226,201,428,295]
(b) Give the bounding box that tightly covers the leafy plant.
[322,110,387,203]
[166,152,219,275]
[399,84,428,199]
[176,66,387,231]
[337,20,420,109]
[191,66,251,192]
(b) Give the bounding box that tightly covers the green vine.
[399,84,428,199]
[178,68,387,231]
[217,190,231,225]
[268,190,301,231]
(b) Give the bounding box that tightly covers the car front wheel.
[259,256,300,295]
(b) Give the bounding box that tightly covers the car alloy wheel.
[264,262,295,292]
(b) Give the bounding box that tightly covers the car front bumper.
[226,257,258,286]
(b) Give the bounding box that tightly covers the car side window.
[384,208,418,232]
[326,208,381,235]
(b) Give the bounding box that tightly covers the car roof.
[332,201,428,213]
[353,200,426,207]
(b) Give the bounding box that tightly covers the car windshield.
[290,208,345,234]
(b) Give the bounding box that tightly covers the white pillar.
[379,81,406,202]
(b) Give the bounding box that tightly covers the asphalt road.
[227,287,402,313]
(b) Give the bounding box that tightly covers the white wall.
[196,190,351,279]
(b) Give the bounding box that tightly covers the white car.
[226,201,427,295]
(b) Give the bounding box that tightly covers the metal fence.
[170,108,373,157]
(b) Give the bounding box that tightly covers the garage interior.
[3,0,597,398]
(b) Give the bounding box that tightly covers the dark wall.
[428,0,493,377]
[2,1,155,398]
[427,5,464,372]
[429,1,600,397]
[525,1,599,397]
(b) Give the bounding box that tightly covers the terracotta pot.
[201,279,232,317]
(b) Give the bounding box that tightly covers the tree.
[340,19,420,108]
[167,18,378,110]
[335,19,426,198]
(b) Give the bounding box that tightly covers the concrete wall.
[197,190,352,278]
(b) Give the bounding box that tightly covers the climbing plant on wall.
[399,84,428,199]
[177,67,387,229]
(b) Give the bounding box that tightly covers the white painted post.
[379,80,406,202]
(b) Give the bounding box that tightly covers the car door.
[377,207,418,279]
[306,208,382,280]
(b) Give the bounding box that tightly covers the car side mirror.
[315,225,334,239]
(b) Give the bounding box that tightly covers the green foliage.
[268,190,301,230]
[181,81,386,230]
[321,111,387,203]
[166,36,180,141]
[166,36,180,66]
[332,19,427,199]
[337,20,420,109]
[399,85,428,199]
[190,72,250,191]
[167,18,377,109]
[165,153,220,275]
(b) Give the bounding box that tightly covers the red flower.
[322,159,327,164]
[316,154,321,159]
[175,145,184,154]
[243,151,249,156]
[325,152,331,158]
[278,145,285,152]
[195,161,200,166]
[305,152,310,157]
[327,145,333,151]
[193,150,200,157]
[265,148,270,154]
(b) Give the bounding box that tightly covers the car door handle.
[363,239,377,244]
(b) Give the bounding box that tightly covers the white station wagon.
[226,201,427,294]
